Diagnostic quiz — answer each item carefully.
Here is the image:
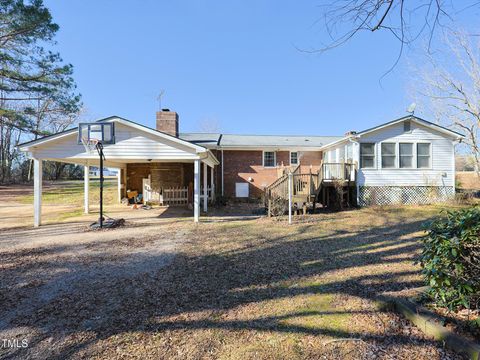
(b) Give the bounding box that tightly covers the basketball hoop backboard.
[78,122,115,145]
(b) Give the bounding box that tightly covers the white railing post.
[288,172,292,225]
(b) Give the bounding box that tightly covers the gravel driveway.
[0,214,191,359]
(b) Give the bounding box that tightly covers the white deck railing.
[143,176,213,206]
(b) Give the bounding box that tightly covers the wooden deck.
[265,162,357,216]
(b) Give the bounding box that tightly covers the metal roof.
[180,133,342,148]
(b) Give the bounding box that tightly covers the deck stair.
[265,162,356,216]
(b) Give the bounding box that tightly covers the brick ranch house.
[19,110,464,225]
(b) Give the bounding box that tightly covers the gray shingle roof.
[179,132,342,148]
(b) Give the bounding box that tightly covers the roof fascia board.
[356,115,464,139]
[218,146,325,151]
[100,117,207,152]
[19,116,208,153]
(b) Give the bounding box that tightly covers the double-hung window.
[290,151,298,165]
[360,143,375,168]
[417,143,431,168]
[381,143,396,168]
[399,143,413,168]
[263,151,276,167]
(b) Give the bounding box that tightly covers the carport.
[18,116,219,227]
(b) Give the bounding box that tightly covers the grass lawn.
[0,181,468,358]
[18,178,118,206]
[82,206,463,358]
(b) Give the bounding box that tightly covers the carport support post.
[194,159,200,222]
[117,168,122,203]
[33,158,42,227]
[288,172,292,225]
[203,162,208,213]
[84,165,89,214]
[210,166,215,202]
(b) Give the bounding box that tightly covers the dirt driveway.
[0,204,195,359]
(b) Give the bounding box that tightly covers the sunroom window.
[399,143,413,168]
[360,143,375,168]
[417,143,431,168]
[381,143,396,168]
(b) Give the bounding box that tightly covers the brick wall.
[126,163,191,193]
[220,150,323,199]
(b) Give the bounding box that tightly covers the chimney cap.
[161,108,171,112]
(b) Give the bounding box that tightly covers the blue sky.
[44,1,476,136]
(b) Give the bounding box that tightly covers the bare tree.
[413,30,480,175]
[316,1,480,71]
[320,1,465,49]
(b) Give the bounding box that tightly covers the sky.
[43,1,478,136]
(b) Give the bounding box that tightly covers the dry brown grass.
[456,171,480,190]
[88,206,463,359]
[0,185,467,359]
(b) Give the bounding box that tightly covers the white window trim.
[416,142,433,170]
[289,151,299,165]
[399,142,414,169]
[262,150,276,168]
[380,142,397,169]
[360,142,376,169]
[374,141,432,170]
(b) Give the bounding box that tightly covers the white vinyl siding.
[30,122,199,161]
[357,121,456,187]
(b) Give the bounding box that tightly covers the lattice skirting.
[358,186,455,206]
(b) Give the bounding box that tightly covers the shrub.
[420,206,480,310]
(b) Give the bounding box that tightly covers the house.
[19,110,464,226]
[88,167,118,177]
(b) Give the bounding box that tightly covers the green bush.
[420,206,480,310]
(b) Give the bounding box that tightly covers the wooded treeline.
[0,0,82,184]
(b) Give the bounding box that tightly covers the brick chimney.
[156,109,179,137]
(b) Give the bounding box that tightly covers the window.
[399,143,413,168]
[381,143,396,168]
[360,143,375,168]
[338,147,345,162]
[290,151,298,165]
[417,143,431,168]
[346,143,353,162]
[404,120,411,132]
[263,151,276,167]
